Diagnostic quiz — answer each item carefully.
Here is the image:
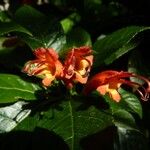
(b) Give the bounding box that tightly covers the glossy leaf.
[102,88,142,119]
[0,3,149,150]
[93,26,150,67]
[102,94,137,129]
[65,27,92,48]
[14,98,113,149]
[115,127,149,150]
[119,89,142,118]
[128,49,150,76]
[113,109,136,129]
[0,101,31,133]
[0,21,32,36]
[14,5,66,51]
[60,13,81,34]
[0,74,41,103]
[14,5,46,33]
[0,37,14,54]
[13,93,140,149]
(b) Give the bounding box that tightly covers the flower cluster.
[22,46,93,88]
[23,46,150,102]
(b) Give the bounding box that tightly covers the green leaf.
[65,27,92,48]
[14,99,113,149]
[115,127,149,150]
[0,11,11,22]
[14,5,51,38]
[0,74,41,103]
[102,89,142,119]
[14,5,46,33]
[14,93,140,149]
[14,5,66,51]
[84,0,102,12]
[60,13,81,34]
[128,49,150,76]
[0,21,32,36]
[61,18,74,34]
[18,30,66,51]
[93,26,150,67]
[0,101,31,133]
[119,89,142,118]
[0,37,14,53]
[102,94,137,129]
[113,109,136,129]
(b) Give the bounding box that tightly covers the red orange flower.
[22,47,63,87]
[83,70,150,102]
[63,46,93,88]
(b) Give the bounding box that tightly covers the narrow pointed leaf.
[93,26,150,67]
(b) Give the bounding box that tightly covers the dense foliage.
[0,0,150,150]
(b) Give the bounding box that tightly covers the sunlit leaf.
[0,101,31,133]
[119,89,142,118]
[0,74,41,103]
[60,13,81,34]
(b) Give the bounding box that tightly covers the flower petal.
[97,84,108,95]
[42,76,55,87]
[23,47,63,87]
[62,46,93,88]
[75,72,88,84]
[108,89,121,102]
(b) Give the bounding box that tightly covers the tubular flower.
[83,70,150,102]
[63,46,93,88]
[22,47,63,87]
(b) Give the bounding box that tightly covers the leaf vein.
[0,87,34,94]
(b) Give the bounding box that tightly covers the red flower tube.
[22,47,63,87]
[83,70,150,102]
